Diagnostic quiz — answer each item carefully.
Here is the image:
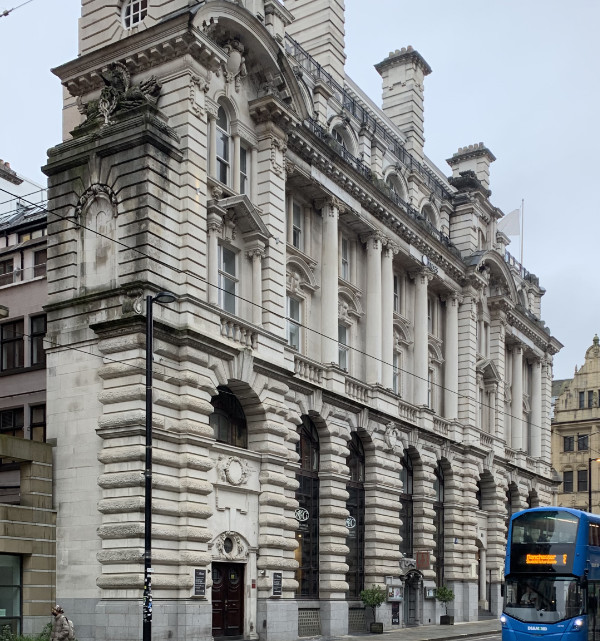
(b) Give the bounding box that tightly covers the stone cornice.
[374,46,432,77]
[507,309,562,355]
[53,14,223,97]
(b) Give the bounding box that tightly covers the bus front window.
[504,577,584,623]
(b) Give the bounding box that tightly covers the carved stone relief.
[217,456,250,487]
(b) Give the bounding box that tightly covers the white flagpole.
[520,198,524,267]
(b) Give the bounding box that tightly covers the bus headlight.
[500,615,507,625]
[574,618,584,628]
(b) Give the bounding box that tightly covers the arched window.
[122,0,147,29]
[399,451,413,558]
[209,386,247,448]
[433,463,445,585]
[295,416,320,597]
[386,174,405,202]
[216,106,231,185]
[346,433,365,597]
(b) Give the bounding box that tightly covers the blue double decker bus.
[502,507,600,640]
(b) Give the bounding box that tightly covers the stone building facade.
[0,163,54,635]
[552,336,600,512]
[42,1,561,640]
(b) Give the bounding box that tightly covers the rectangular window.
[0,259,13,286]
[578,434,589,451]
[287,296,301,350]
[33,249,47,278]
[218,246,237,314]
[579,392,585,409]
[338,324,349,371]
[0,408,24,439]
[1,321,24,371]
[589,390,594,409]
[216,130,230,185]
[30,405,46,442]
[393,275,401,313]
[30,315,46,366]
[564,436,574,452]
[578,469,588,493]
[0,554,22,634]
[427,298,434,334]
[240,146,248,195]
[292,202,303,251]
[563,470,573,493]
[341,237,349,281]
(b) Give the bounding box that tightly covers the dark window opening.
[209,386,247,449]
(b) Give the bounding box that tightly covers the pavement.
[334,618,501,641]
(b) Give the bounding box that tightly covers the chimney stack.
[446,143,496,191]
[375,46,431,162]
[284,0,346,88]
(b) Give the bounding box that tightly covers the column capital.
[362,230,385,251]
[315,196,345,216]
[440,290,463,306]
[382,237,399,256]
[246,247,265,260]
[408,267,434,283]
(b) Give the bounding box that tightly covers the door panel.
[212,563,244,639]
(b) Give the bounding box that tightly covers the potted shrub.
[436,585,455,625]
[360,584,387,633]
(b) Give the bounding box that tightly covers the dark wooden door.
[212,563,244,639]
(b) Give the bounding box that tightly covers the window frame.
[338,324,349,371]
[286,295,301,351]
[1,320,24,372]
[563,435,574,452]
[577,469,588,493]
[239,145,248,196]
[0,258,14,286]
[33,249,47,278]
[209,386,248,449]
[562,470,573,493]
[340,237,350,281]
[218,245,237,314]
[122,0,148,29]
[30,315,46,367]
[292,201,303,251]
[216,106,231,186]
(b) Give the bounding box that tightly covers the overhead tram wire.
[0,185,554,432]
[1,0,36,18]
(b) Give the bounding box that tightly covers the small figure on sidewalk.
[51,605,75,641]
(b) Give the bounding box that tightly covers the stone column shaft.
[413,270,429,406]
[443,293,460,419]
[233,134,241,192]
[207,212,222,306]
[381,245,395,389]
[366,234,383,383]
[321,202,339,364]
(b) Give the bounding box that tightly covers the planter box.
[440,615,454,625]
[370,622,384,633]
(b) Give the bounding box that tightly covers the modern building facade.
[0,161,54,635]
[552,336,600,512]
[41,1,561,640]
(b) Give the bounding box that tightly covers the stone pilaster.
[511,344,524,451]
[489,306,507,438]
[412,453,436,583]
[457,286,478,426]
[246,246,266,326]
[411,268,431,406]
[541,355,553,463]
[530,358,542,458]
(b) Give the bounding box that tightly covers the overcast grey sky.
[1,0,598,380]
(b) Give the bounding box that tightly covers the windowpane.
[240,146,248,195]
[578,469,588,493]
[216,107,230,185]
[219,247,237,314]
[292,202,303,250]
[210,387,247,449]
[287,297,301,350]
[589,391,594,408]
[0,409,24,439]
[563,471,573,493]
[579,392,585,409]
[393,275,400,313]
[34,249,47,278]
[30,405,46,443]
[341,238,349,280]
[578,434,589,451]
[1,321,24,371]
[563,436,574,452]
[0,259,13,286]
[338,325,348,371]
[123,0,147,28]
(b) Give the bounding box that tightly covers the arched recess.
[470,251,519,303]
[328,115,359,157]
[383,167,408,202]
[193,2,311,122]
[420,202,440,230]
[77,185,118,292]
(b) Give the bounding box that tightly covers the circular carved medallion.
[295,508,310,522]
[346,516,357,529]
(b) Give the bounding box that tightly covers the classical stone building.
[0,162,54,635]
[552,336,600,512]
[41,1,561,640]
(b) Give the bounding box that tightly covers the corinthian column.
[381,241,397,389]
[530,358,542,457]
[365,232,383,383]
[412,268,431,406]
[321,199,339,364]
[443,292,461,419]
[511,344,524,450]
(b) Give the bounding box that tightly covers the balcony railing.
[0,263,46,287]
[285,34,453,202]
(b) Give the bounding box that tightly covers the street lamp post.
[588,457,600,513]
[144,292,176,641]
